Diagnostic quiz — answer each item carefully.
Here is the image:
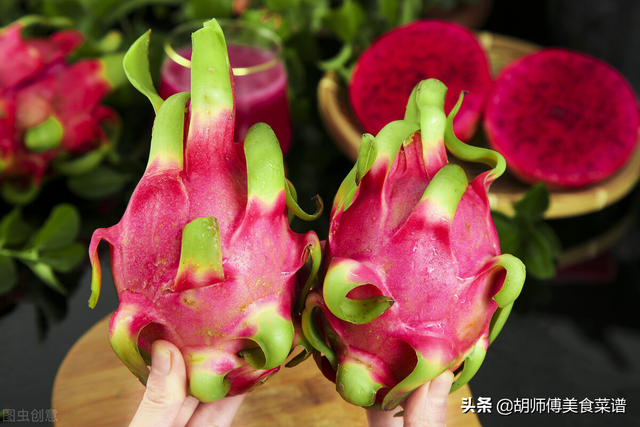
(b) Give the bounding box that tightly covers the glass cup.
[160,20,293,154]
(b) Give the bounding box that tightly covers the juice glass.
[160,20,293,154]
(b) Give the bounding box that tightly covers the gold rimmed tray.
[317,32,640,219]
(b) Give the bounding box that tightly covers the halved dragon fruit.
[88,20,322,402]
[484,48,640,188]
[0,21,116,198]
[348,20,493,141]
[302,79,525,410]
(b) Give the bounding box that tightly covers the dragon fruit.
[348,20,493,142]
[484,48,640,188]
[302,79,526,410]
[88,20,322,402]
[0,20,117,200]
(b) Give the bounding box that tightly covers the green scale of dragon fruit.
[302,79,526,410]
[88,20,322,402]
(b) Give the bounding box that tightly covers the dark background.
[2,1,640,426]
[473,1,640,425]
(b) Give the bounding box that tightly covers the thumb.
[129,340,188,427]
[403,370,454,427]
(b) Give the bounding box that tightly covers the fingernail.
[152,342,172,375]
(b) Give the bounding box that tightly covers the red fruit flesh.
[348,20,493,141]
[484,48,640,188]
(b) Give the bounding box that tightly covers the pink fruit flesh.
[484,48,640,188]
[348,20,493,141]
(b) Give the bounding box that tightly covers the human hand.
[365,370,454,427]
[129,340,245,427]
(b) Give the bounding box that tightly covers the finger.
[185,394,246,427]
[365,408,404,427]
[173,396,200,426]
[403,370,454,427]
[129,340,188,427]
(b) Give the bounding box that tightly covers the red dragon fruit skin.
[88,20,322,402]
[302,79,525,410]
[348,20,493,142]
[0,21,116,193]
[484,48,640,188]
[0,22,84,90]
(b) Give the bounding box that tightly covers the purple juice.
[159,44,292,154]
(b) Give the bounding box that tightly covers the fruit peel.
[89,20,322,402]
[303,78,525,410]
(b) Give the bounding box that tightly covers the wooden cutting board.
[52,315,482,427]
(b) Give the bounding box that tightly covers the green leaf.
[301,0,330,33]
[72,29,123,58]
[0,0,23,25]
[41,0,86,21]
[322,0,366,43]
[24,261,67,295]
[101,51,127,89]
[33,204,81,252]
[189,0,232,18]
[520,225,557,280]
[54,146,109,176]
[239,9,265,24]
[1,181,40,206]
[283,47,306,99]
[266,0,302,11]
[39,243,87,273]
[492,183,560,280]
[95,30,123,53]
[24,116,63,152]
[399,0,424,25]
[317,43,352,71]
[513,184,550,222]
[67,166,131,200]
[240,9,294,42]
[491,211,520,255]
[99,0,184,26]
[378,0,399,26]
[0,208,33,248]
[15,14,74,30]
[0,255,18,295]
[537,221,563,259]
